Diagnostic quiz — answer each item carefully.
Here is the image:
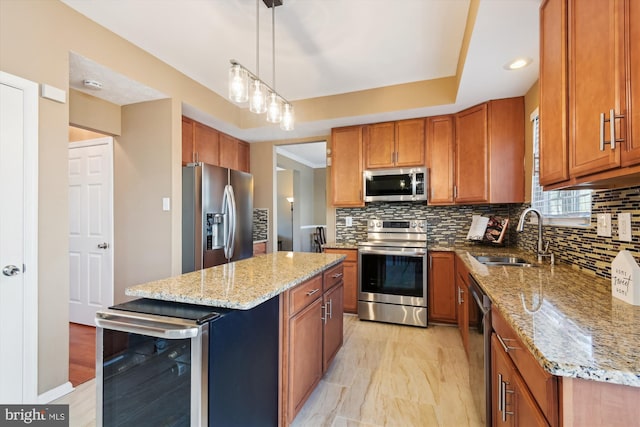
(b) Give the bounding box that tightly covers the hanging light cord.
[255,0,260,76]
[272,0,276,90]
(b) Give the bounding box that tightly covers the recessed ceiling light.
[504,58,532,70]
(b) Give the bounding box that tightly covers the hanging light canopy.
[228,0,294,130]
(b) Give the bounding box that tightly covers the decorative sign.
[611,250,640,306]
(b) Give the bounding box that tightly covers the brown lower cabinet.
[455,255,471,355]
[428,251,457,324]
[281,263,344,425]
[322,248,358,314]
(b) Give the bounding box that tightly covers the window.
[530,110,591,226]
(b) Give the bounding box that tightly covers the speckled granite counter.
[445,245,640,387]
[322,242,359,250]
[125,252,345,310]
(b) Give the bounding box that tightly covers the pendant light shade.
[227,0,295,130]
[228,63,248,103]
[266,92,282,123]
[280,103,294,131]
[249,79,267,113]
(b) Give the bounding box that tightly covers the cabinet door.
[428,252,457,324]
[539,0,570,185]
[194,122,219,166]
[342,261,358,314]
[364,122,395,169]
[288,297,323,421]
[426,115,455,205]
[331,126,364,206]
[455,103,489,204]
[568,0,621,177]
[395,118,425,167]
[511,370,551,427]
[237,140,250,172]
[323,282,344,372]
[492,333,515,427]
[219,133,239,170]
[182,117,194,165]
[623,0,640,166]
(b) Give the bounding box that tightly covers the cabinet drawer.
[289,275,323,316]
[492,306,558,425]
[323,263,344,291]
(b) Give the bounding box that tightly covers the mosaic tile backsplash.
[335,186,640,279]
[253,208,269,241]
[515,186,640,279]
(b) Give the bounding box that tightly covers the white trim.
[0,71,39,404]
[530,107,539,122]
[37,381,73,404]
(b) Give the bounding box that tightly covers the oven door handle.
[359,248,426,257]
[96,312,200,340]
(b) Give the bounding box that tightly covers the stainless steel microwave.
[363,167,427,202]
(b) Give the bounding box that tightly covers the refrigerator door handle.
[227,184,237,259]
[222,185,232,259]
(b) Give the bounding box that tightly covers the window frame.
[530,108,591,228]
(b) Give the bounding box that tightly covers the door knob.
[2,265,20,277]
[97,242,109,249]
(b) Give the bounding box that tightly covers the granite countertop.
[125,252,345,310]
[322,242,359,250]
[451,245,640,388]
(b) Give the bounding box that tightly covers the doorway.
[0,71,39,403]
[276,142,327,252]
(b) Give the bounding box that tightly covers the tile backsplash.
[253,208,269,242]
[515,186,640,279]
[335,185,640,280]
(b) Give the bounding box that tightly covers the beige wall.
[523,80,540,202]
[114,99,174,303]
[69,89,121,135]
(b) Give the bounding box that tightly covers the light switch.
[345,217,353,227]
[597,213,612,237]
[618,212,632,242]
[162,197,171,211]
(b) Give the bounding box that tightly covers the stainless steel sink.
[473,255,534,267]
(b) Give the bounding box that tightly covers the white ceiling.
[63,0,541,164]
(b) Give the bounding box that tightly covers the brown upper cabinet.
[454,97,525,205]
[331,125,364,207]
[364,119,425,169]
[426,115,455,205]
[540,0,640,189]
[181,116,250,173]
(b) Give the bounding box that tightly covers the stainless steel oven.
[358,219,428,327]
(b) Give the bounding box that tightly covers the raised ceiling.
[63,0,540,144]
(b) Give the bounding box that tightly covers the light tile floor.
[55,315,482,427]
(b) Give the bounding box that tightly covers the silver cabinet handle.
[327,299,333,319]
[600,112,606,151]
[97,242,109,249]
[331,273,343,279]
[306,288,320,297]
[2,265,20,276]
[496,332,518,353]
[610,108,617,150]
[497,373,504,413]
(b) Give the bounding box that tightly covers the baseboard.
[38,381,74,403]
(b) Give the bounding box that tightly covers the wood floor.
[69,323,96,387]
[55,315,481,427]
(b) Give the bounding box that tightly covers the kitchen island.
[433,244,640,426]
[118,251,345,427]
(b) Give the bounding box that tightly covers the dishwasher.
[468,275,491,427]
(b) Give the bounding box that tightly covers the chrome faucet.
[517,208,554,265]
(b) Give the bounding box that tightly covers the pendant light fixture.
[228,0,294,130]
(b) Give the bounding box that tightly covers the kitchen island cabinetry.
[364,119,425,169]
[322,247,358,314]
[281,263,345,424]
[426,115,455,205]
[331,125,364,207]
[540,0,640,189]
[428,251,457,324]
[454,97,525,204]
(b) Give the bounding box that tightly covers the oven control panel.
[367,219,425,233]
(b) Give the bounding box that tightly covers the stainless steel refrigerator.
[182,163,254,273]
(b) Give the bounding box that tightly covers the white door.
[68,138,114,326]
[0,72,38,403]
